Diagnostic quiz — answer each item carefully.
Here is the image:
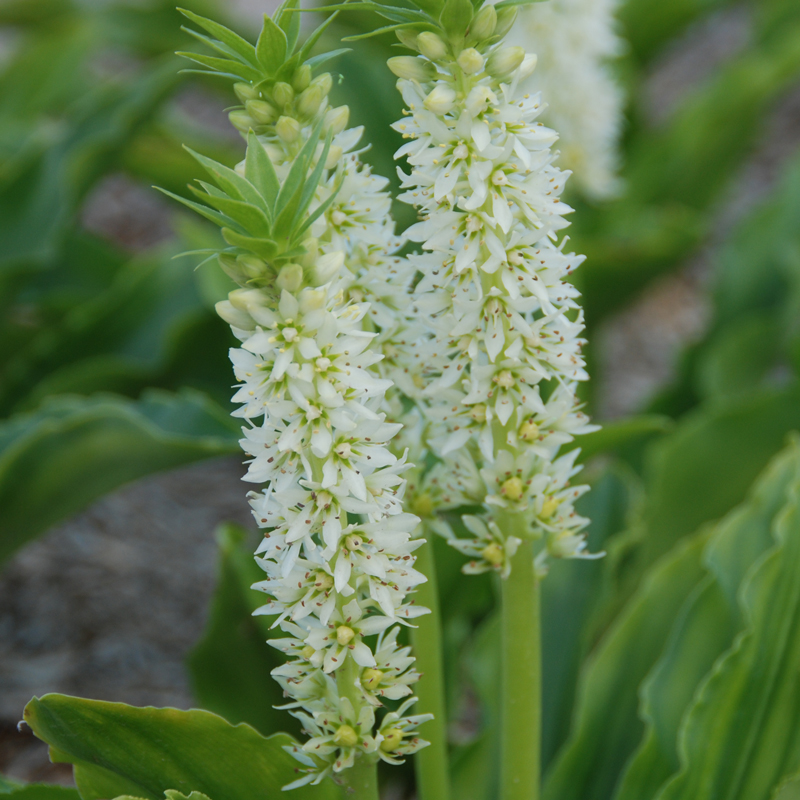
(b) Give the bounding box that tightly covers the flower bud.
[313,250,345,284]
[324,144,342,169]
[237,254,268,279]
[310,72,333,96]
[292,64,312,92]
[299,287,326,313]
[324,104,350,134]
[233,82,258,103]
[416,31,447,60]
[297,84,326,119]
[413,493,434,517]
[457,47,484,75]
[469,5,496,41]
[395,27,420,51]
[486,46,526,79]
[245,99,277,124]
[276,115,301,142]
[218,253,246,283]
[424,84,456,114]
[519,53,538,80]
[215,299,253,330]
[387,56,436,82]
[272,81,294,109]
[228,110,254,132]
[494,6,518,39]
[276,262,304,292]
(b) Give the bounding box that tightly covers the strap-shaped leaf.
[183,147,268,212]
[273,122,323,226]
[245,130,280,210]
[295,166,344,240]
[188,189,272,239]
[174,52,262,83]
[295,129,334,226]
[177,9,259,67]
[305,48,353,67]
[255,14,288,74]
[439,0,473,40]
[221,229,279,259]
[155,188,233,230]
[180,28,246,64]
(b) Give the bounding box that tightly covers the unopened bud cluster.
[388,4,601,578]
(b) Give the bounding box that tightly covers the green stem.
[499,533,541,800]
[336,654,380,800]
[410,535,451,800]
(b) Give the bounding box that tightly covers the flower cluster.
[504,0,624,199]
[174,5,430,788]
[387,3,601,578]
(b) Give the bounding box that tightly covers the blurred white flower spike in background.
[503,0,625,199]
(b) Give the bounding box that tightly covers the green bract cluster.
[178,5,348,140]
[158,127,341,294]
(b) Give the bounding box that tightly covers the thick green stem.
[410,535,451,800]
[499,534,541,800]
[336,655,380,800]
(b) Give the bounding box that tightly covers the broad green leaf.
[188,523,294,737]
[0,786,79,800]
[774,774,800,800]
[189,190,272,238]
[439,0,473,41]
[614,443,800,800]
[0,391,237,564]
[244,131,280,211]
[655,462,800,799]
[570,414,673,467]
[0,777,23,794]
[542,529,708,800]
[23,696,341,800]
[641,384,800,567]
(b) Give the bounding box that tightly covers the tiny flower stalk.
[165,4,431,795]
[384,0,602,797]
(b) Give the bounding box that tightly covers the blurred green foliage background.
[2,0,800,798]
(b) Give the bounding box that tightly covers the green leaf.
[542,529,709,800]
[175,52,262,83]
[274,0,301,53]
[244,131,280,210]
[0,786,79,800]
[157,188,233,229]
[220,229,279,259]
[23,695,341,800]
[641,384,800,567]
[255,15,288,74]
[570,414,674,465]
[177,9,259,67]
[614,442,800,800]
[183,148,267,211]
[0,390,237,565]
[188,189,272,238]
[655,453,800,799]
[188,524,294,737]
[439,0,473,41]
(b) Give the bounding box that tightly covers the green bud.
[387,56,436,82]
[424,84,456,114]
[469,5,496,41]
[494,6,518,40]
[380,728,404,753]
[416,31,448,61]
[237,254,267,279]
[218,253,247,283]
[324,105,350,134]
[245,99,277,124]
[297,84,326,119]
[228,109,254,132]
[292,64,312,92]
[334,725,358,747]
[313,250,344,285]
[276,263,304,292]
[310,72,333,96]
[395,27,420,51]
[276,115,301,143]
[272,81,294,109]
[457,47,484,74]
[233,82,258,103]
[486,45,525,78]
